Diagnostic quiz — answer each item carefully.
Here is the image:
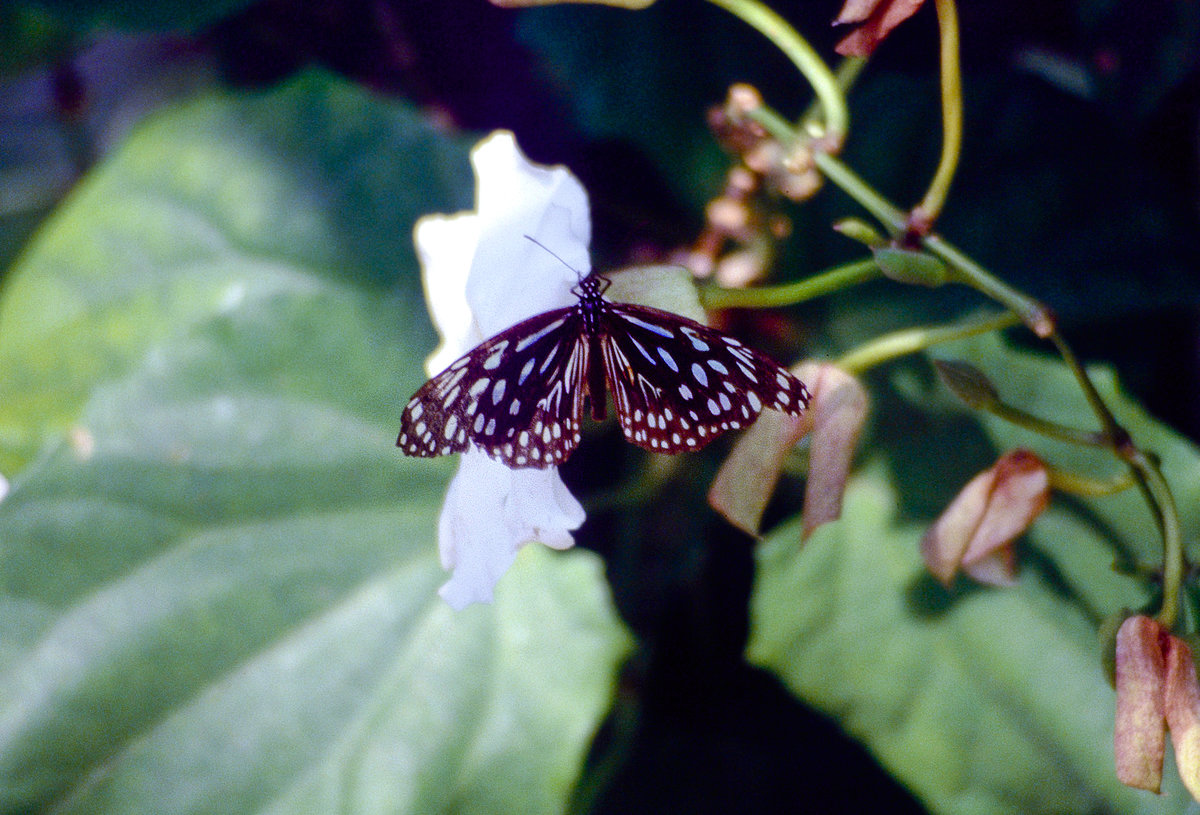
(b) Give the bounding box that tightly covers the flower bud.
[920,449,1048,586]
[708,362,866,538]
[1114,615,1167,793]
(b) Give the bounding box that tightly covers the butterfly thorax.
[573,276,612,420]
[573,275,611,338]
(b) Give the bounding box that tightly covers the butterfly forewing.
[397,306,590,468]
[599,302,811,454]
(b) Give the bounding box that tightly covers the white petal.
[465,131,591,335]
[414,131,593,609]
[414,212,480,375]
[436,450,584,609]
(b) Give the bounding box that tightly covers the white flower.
[413,131,589,609]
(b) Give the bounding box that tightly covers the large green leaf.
[748,335,1200,814]
[0,70,466,473]
[0,71,631,814]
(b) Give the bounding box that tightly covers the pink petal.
[920,449,1047,586]
[1165,636,1200,801]
[800,363,868,539]
[1114,615,1167,793]
[707,408,808,537]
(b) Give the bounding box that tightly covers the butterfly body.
[397,273,810,469]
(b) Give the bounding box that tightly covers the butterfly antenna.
[524,234,586,281]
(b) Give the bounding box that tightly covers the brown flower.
[1114,614,1200,800]
[920,449,1049,586]
[834,0,927,57]
[708,362,866,537]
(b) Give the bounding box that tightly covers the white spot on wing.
[483,341,509,370]
[620,313,673,338]
[515,317,566,352]
[658,347,678,371]
[518,357,536,385]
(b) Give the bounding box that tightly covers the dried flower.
[709,362,865,538]
[920,449,1049,586]
[1114,614,1200,800]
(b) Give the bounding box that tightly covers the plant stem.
[1135,449,1184,629]
[912,0,963,227]
[800,56,867,135]
[811,151,908,232]
[699,258,880,310]
[728,52,1185,626]
[1046,334,1123,444]
[987,402,1110,448]
[705,0,849,144]
[836,311,1019,373]
[922,236,1056,336]
[811,151,1057,338]
[1045,466,1135,498]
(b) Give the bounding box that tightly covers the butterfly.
[397,269,810,469]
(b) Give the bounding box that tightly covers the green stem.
[811,151,907,232]
[1046,334,1123,444]
[800,56,867,135]
[1139,451,1184,630]
[699,258,880,310]
[1045,466,1135,498]
[836,311,1019,374]
[812,150,1057,338]
[705,0,849,143]
[923,236,1055,337]
[745,104,799,144]
[913,0,963,226]
[735,80,1184,629]
[987,402,1109,448]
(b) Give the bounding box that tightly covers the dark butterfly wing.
[397,305,589,468]
[598,301,811,454]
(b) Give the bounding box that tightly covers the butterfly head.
[572,274,610,301]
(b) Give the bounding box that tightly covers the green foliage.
[18,0,256,33]
[748,334,1200,814]
[0,71,631,814]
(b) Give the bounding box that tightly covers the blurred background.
[2,0,1198,811]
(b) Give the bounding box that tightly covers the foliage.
[0,72,631,814]
[1,0,1199,813]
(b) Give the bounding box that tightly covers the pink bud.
[920,449,1048,586]
[1114,615,1167,793]
[1165,636,1200,800]
[707,362,865,538]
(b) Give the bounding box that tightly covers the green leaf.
[0,70,632,814]
[748,335,1200,814]
[18,0,255,33]
[0,70,469,473]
